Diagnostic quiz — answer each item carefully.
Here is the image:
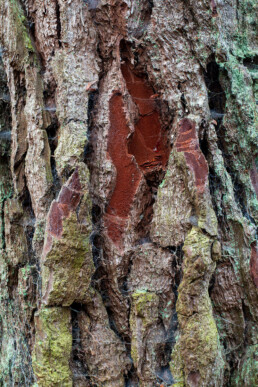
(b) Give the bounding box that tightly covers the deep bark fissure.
[243,55,258,69]
[55,0,62,48]
[204,59,226,127]
[70,303,92,386]
[204,59,256,227]
[84,60,104,293]
[45,116,61,195]
[22,188,36,259]
[0,56,12,253]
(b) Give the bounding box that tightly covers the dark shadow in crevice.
[124,364,139,387]
[7,265,19,300]
[243,55,258,70]
[45,119,61,196]
[170,244,184,297]
[199,124,209,159]
[22,185,36,264]
[231,173,256,225]
[55,0,62,47]
[204,59,226,129]
[42,84,62,197]
[70,302,92,386]
[84,87,103,291]
[157,245,183,384]
[156,365,174,386]
[84,90,98,165]
[0,55,12,250]
[203,58,247,228]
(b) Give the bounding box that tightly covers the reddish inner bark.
[43,169,82,255]
[175,118,208,193]
[105,63,170,246]
[105,93,142,244]
[121,63,169,170]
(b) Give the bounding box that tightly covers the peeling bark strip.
[175,118,208,193]
[41,166,94,306]
[44,169,82,249]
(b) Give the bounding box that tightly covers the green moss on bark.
[32,307,72,387]
[42,212,94,306]
[175,227,224,386]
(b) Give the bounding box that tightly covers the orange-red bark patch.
[104,93,142,245]
[121,63,169,171]
[175,118,208,193]
[105,63,170,246]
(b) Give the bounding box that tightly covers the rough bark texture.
[0,0,257,386]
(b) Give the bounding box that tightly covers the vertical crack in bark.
[70,303,91,386]
[204,58,256,225]
[55,0,62,48]
[204,59,226,133]
[202,58,229,227]
[43,86,61,196]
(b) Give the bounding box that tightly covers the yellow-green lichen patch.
[176,227,224,385]
[54,123,88,178]
[180,313,223,383]
[132,290,159,324]
[1,0,35,66]
[130,290,159,366]
[42,212,94,306]
[177,227,216,317]
[170,339,184,387]
[32,307,72,387]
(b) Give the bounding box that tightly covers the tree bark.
[0,0,257,386]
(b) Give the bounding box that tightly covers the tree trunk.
[0,0,257,386]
